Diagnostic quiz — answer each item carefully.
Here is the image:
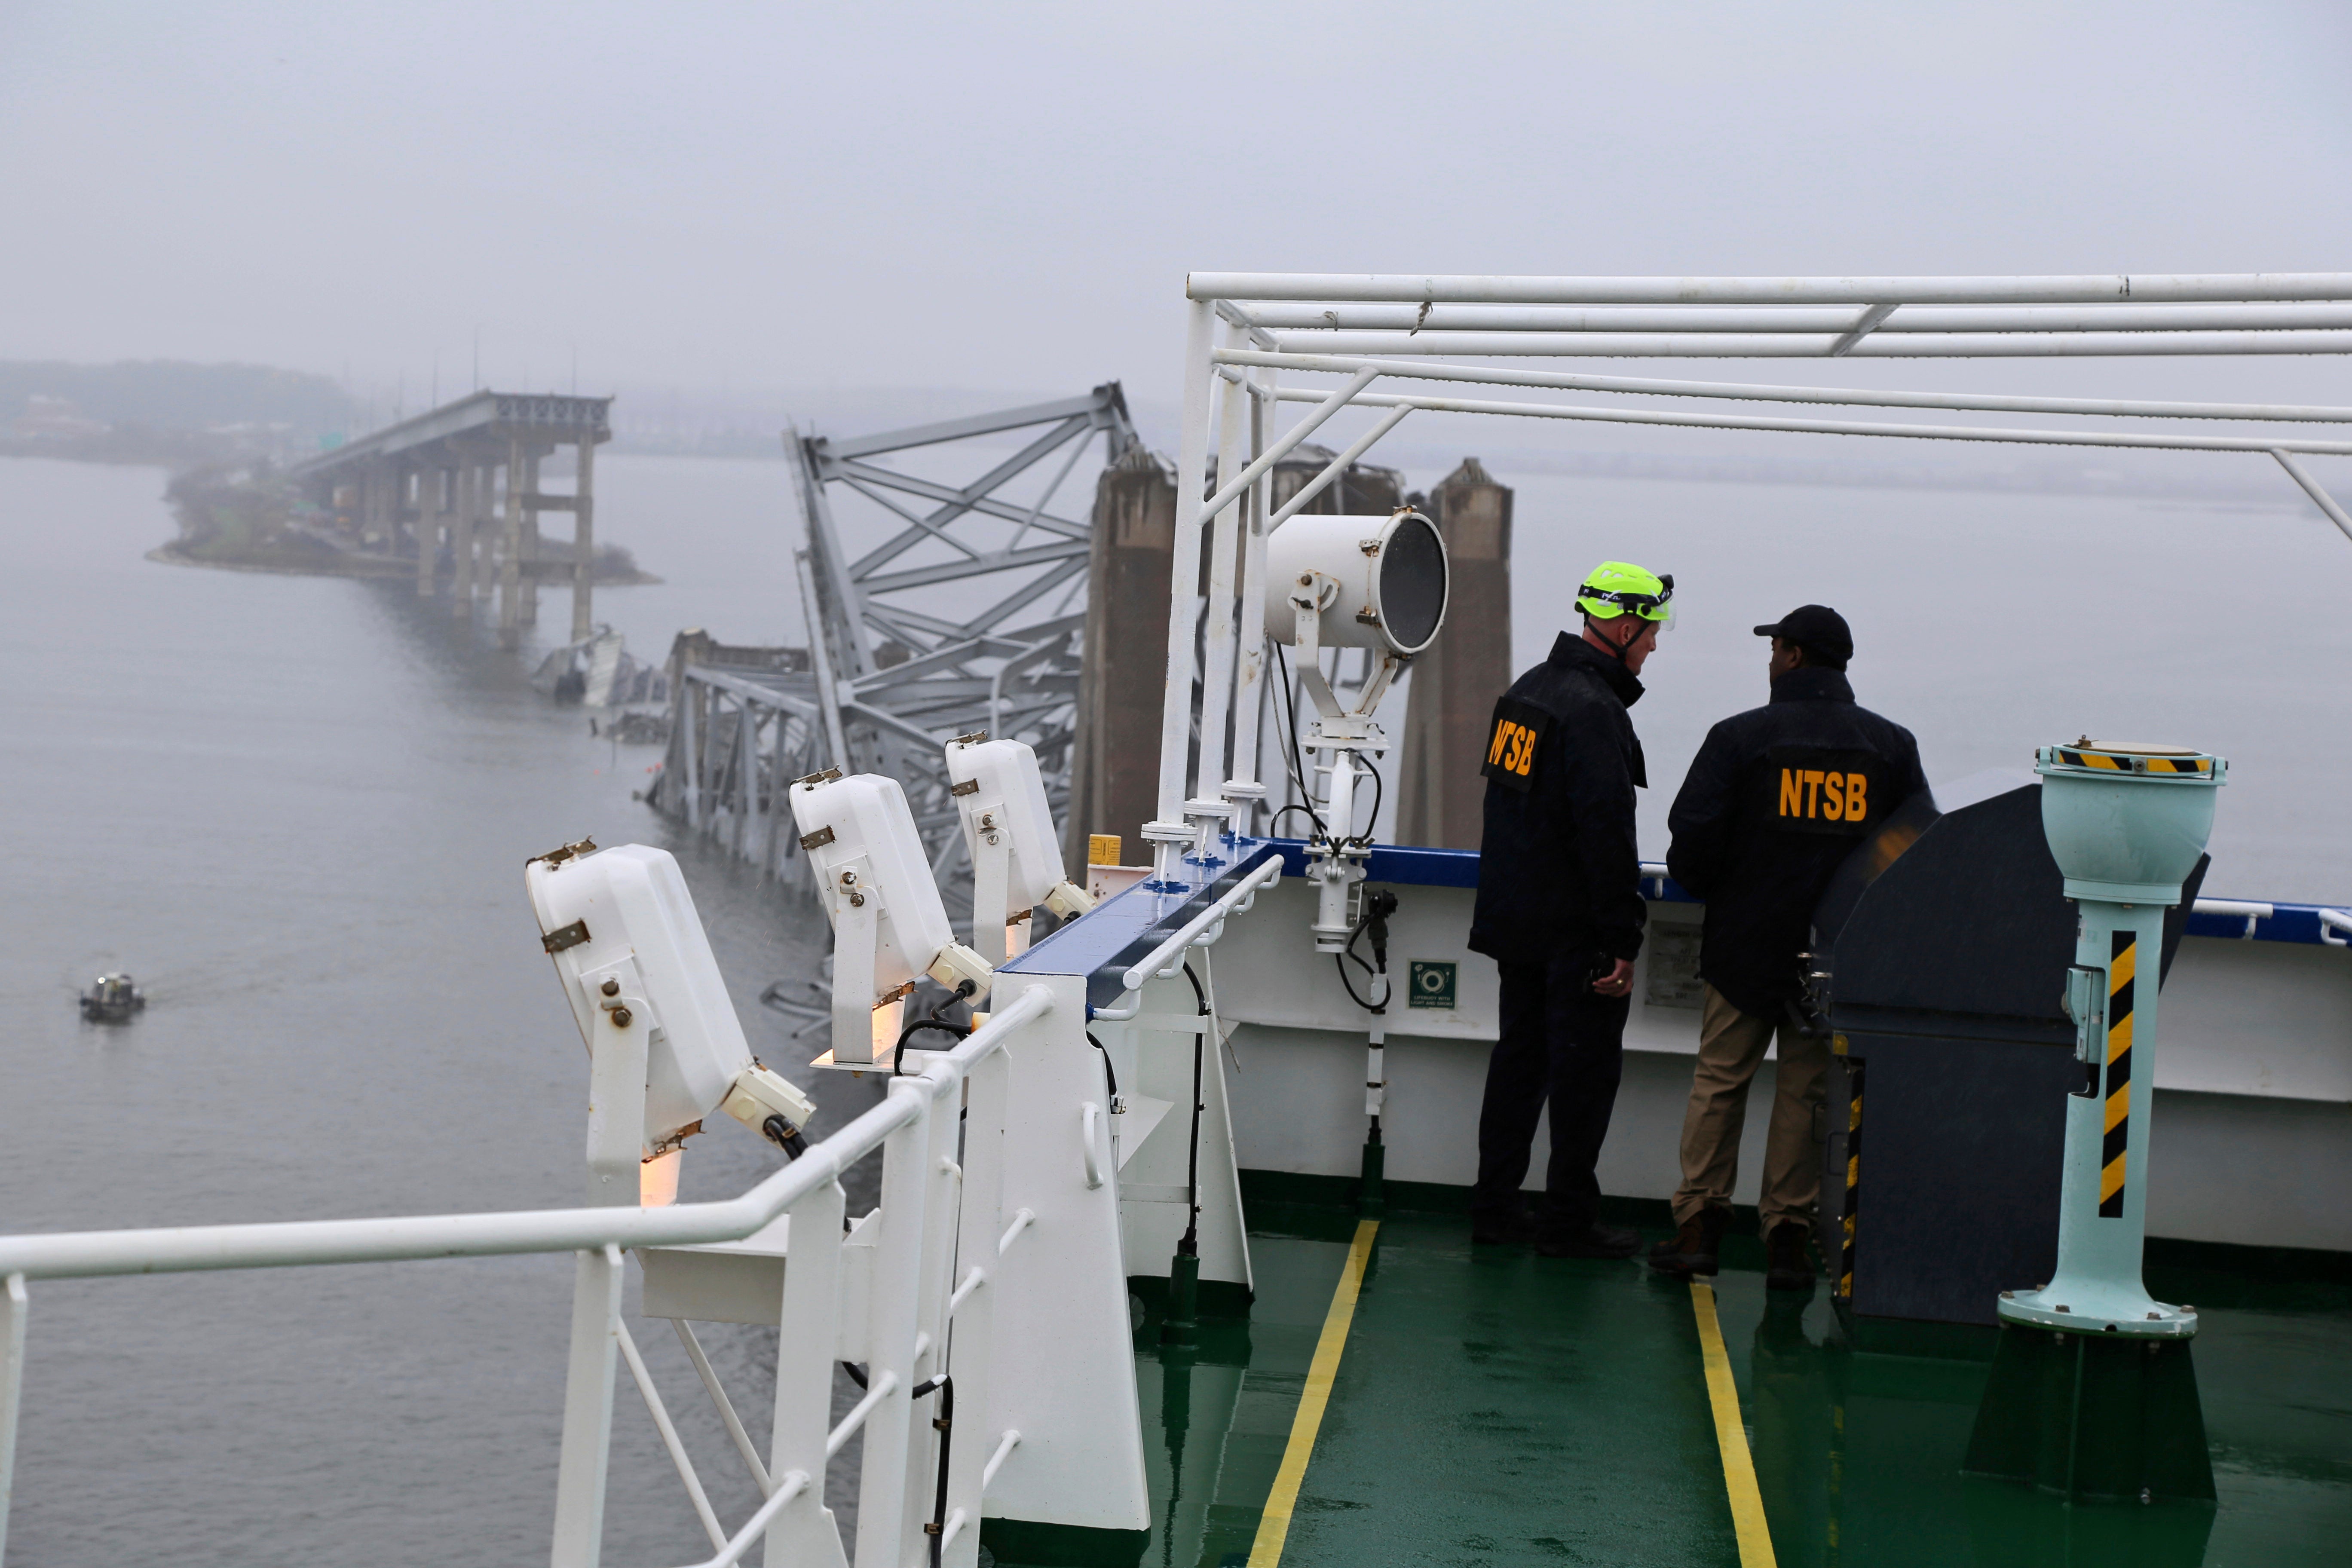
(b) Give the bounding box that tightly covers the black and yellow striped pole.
[1965,739,2224,1503]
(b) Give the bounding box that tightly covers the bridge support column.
[570,434,596,640]
[499,437,525,649]
[414,464,437,597]
[450,460,475,616]
[519,448,542,629]
[474,458,495,603]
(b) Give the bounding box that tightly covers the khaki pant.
[1671,985,1828,1233]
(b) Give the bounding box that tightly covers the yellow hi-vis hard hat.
[1575,562,1674,628]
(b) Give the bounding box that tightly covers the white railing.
[0,982,1058,1568]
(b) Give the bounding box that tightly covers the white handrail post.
[896,1063,966,1554]
[1224,361,1277,821]
[549,1242,626,1568]
[765,1179,851,1568]
[0,1273,26,1562]
[1190,318,1252,831]
[940,1047,1012,1568]
[852,1083,933,1568]
[1144,299,1219,883]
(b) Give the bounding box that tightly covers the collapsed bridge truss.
[652,385,1140,909]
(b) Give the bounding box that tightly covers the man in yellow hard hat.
[1467,561,1670,1258]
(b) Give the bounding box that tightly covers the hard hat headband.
[1577,573,1675,620]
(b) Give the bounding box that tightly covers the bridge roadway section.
[290,391,611,646]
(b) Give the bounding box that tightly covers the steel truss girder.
[786,384,1138,905]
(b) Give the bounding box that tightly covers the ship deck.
[989,1191,2352,1568]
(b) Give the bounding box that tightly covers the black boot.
[1648,1206,1727,1277]
[1765,1221,1817,1292]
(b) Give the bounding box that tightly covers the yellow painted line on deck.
[1246,1219,1378,1568]
[1691,1281,1778,1568]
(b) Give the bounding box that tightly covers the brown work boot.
[1648,1206,1727,1277]
[1765,1222,1817,1292]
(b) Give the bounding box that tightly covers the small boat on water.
[77,972,144,1023]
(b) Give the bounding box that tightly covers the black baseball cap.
[1753,604,1853,668]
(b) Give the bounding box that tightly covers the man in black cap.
[1653,606,1927,1288]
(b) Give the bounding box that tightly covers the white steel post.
[896,1065,965,1556]
[1225,361,1277,820]
[453,461,477,618]
[571,434,596,642]
[764,1180,851,1568]
[853,1081,933,1568]
[940,1050,1009,1568]
[0,1272,25,1562]
[1188,324,1251,838]
[500,436,526,649]
[549,1243,626,1568]
[1144,300,1218,882]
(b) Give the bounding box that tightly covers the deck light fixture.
[789,771,995,1066]
[1262,509,1451,953]
[944,734,1096,965]
[527,842,819,1206]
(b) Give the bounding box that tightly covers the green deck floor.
[997,1205,2352,1568]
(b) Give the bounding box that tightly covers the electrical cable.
[1266,803,1321,836]
[1179,961,1210,1256]
[1334,891,1396,1013]
[918,1373,954,1568]
[893,980,977,1075]
[1270,643,1327,841]
[760,1114,810,1160]
[833,1365,955,1568]
[1346,756,1384,849]
[1085,1031,1121,1107]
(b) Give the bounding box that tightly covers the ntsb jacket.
[1468,632,1648,969]
[1665,667,1928,1020]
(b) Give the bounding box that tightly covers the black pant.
[1471,954,1630,1234]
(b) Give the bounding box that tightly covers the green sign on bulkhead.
[1408,960,1457,1010]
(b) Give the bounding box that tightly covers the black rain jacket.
[1666,667,1928,1020]
[1468,632,1648,969]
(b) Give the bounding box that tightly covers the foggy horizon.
[6,2,2352,426]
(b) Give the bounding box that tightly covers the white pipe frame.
[1147,272,2352,919]
[1219,360,1278,823]
[1186,318,1252,838]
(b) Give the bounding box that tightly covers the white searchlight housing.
[789,770,994,1066]
[945,734,1096,965]
[1261,509,1451,955]
[1263,508,1449,659]
[527,840,818,1204]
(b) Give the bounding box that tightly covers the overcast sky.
[5,2,2350,412]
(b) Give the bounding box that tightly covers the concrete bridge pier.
[413,462,438,597]
[470,458,495,608]
[287,391,612,647]
[570,434,596,640]
[499,437,525,647]
[450,459,476,615]
[517,448,541,630]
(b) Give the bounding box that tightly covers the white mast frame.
[1143,271,2352,881]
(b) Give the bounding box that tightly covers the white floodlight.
[527,839,818,1205]
[1262,509,1452,952]
[945,735,1097,963]
[1264,509,1450,661]
[789,771,994,1066]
